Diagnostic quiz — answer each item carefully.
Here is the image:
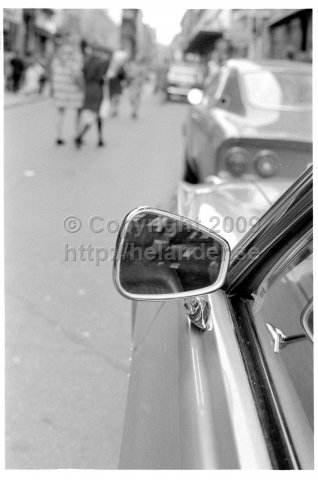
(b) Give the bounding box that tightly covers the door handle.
[266,323,306,353]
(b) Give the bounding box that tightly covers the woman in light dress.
[127,57,146,119]
[51,34,84,145]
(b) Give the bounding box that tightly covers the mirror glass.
[118,211,227,297]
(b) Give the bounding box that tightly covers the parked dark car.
[165,61,204,101]
[113,165,313,469]
[183,59,312,183]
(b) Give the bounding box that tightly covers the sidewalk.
[4,90,51,109]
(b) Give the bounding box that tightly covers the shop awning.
[185,30,223,55]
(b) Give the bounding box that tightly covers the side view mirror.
[187,88,203,105]
[113,207,230,301]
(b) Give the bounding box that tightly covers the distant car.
[165,61,204,101]
[114,165,313,469]
[183,59,312,183]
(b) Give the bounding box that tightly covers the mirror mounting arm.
[184,297,210,332]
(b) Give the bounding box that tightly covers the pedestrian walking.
[51,33,84,145]
[107,50,128,117]
[127,57,146,119]
[74,43,110,148]
[154,61,168,96]
[10,51,25,92]
[38,56,49,94]
[22,57,45,95]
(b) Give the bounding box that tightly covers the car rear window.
[168,64,202,82]
[242,70,312,109]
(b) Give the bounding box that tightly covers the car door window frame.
[247,229,313,414]
[201,66,229,109]
[227,227,313,469]
[301,297,313,342]
[226,166,313,294]
[223,167,313,468]
[214,66,230,102]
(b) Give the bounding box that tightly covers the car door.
[225,167,313,468]
[119,167,313,469]
[119,291,272,469]
[227,233,313,468]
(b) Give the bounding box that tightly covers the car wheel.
[183,158,199,184]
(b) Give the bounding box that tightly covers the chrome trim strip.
[210,290,272,468]
[167,86,189,95]
[301,298,313,342]
[177,301,239,468]
[261,228,312,291]
[113,207,231,301]
[215,65,231,102]
[227,166,312,290]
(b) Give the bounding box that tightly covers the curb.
[4,94,51,110]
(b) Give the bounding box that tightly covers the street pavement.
[4,90,50,109]
[5,85,187,468]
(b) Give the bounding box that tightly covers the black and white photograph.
[2,3,314,471]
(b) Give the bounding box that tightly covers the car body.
[165,61,204,101]
[114,166,313,469]
[183,59,312,183]
[177,175,292,249]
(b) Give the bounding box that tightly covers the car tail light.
[254,150,279,177]
[224,147,250,176]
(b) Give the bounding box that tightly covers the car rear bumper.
[166,86,190,96]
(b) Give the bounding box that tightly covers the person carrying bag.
[75,42,111,148]
[99,82,111,119]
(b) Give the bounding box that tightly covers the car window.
[167,63,203,84]
[201,70,222,108]
[246,231,313,427]
[220,68,245,115]
[242,70,312,109]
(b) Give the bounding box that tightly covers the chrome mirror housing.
[113,207,230,301]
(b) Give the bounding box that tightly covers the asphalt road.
[5,87,187,468]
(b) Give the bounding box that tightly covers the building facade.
[180,9,231,59]
[3,8,120,91]
[229,9,312,61]
[3,8,120,58]
[268,9,312,61]
[120,9,142,59]
[178,8,312,63]
[138,23,157,66]
[228,9,272,59]
[62,9,119,53]
[3,8,60,59]
[3,9,24,54]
